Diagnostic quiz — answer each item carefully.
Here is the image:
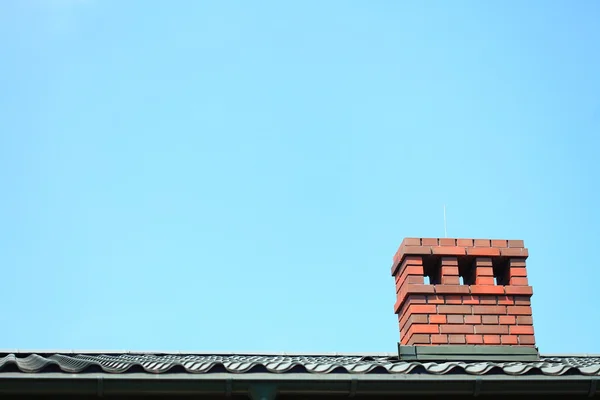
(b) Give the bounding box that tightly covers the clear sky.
[1,1,599,354]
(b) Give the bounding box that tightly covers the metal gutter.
[0,373,597,396]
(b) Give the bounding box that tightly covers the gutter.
[0,373,598,397]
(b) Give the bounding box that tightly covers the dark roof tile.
[0,353,599,376]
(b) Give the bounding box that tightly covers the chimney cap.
[392,237,528,276]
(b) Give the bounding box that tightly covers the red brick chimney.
[392,238,534,347]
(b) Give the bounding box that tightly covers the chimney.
[392,238,535,348]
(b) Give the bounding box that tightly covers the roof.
[1,352,600,376]
[1,352,599,397]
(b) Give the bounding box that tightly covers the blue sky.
[1,0,599,353]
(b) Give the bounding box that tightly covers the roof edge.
[0,350,597,357]
[0,350,401,356]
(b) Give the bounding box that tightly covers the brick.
[401,246,432,256]
[514,296,531,305]
[396,303,436,315]
[429,315,447,324]
[508,267,528,277]
[397,298,428,316]
[457,239,474,247]
[448,335,466,344]
[510,325,534,335]
[441,325,474,334]
[474,258,493,268]
[395,285,434,306]
[394,286,411,302]
[510,277,529,286]
[402,238,422,246]
[432,246,466,256]
[482,315,499,324]
[483,335,501,345]
[508,259,527,267]
[407,334,430,345]
[447,315,464,324]
[427,294,445,304]
[464,315,482,324]
[402,256,425,266]
[392,259,401,274]
[500,248,529,257]
[395,274,403,285]
[395,265,425,281]
[396,266,424,280]
[471,285,504,295]
[438,305,472,314]
[441,257,459,266]
[475,265,494,275]
[473,305,506,315]
[499,315,516,325]
[519,335,536,345]
[401,314,428,331]
[409,304,438,314]
[409,324,440,334]
[395,292,429,313]
[405,284,436,294]
[405,275,426,285]
[400,325,409,339]
[491,239,507,247]
[501,335,518,345]
[478,296,498,305]
[431,334,449,344]
[394,299,403,313]
[398,314,406,328]
[435,285,469,294]
[445,295,462,304]
[474,239,491,247]
[466,335,484,344]
[498,295,514,305]
[504,286,533,296]
[395,282,402,292]
[394,265,424,283]
[475,277,496,285]
[442,276,460,285]
[508,240,525,248]
[441,267,459,277]
[421,238,439,246]
[439,238,456,246]
[406,295,428,304]
[474,325,509,334]
[507,306,532,315]
[462,296,480,305]
[516,316,533,325]
[392,254,424,275]
[466,247,500,256]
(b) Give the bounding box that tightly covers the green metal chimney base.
[398,344,540,362]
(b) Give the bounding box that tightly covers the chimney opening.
[493,257,510,285]
[422,255,441,285]
[458,256,475,285]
